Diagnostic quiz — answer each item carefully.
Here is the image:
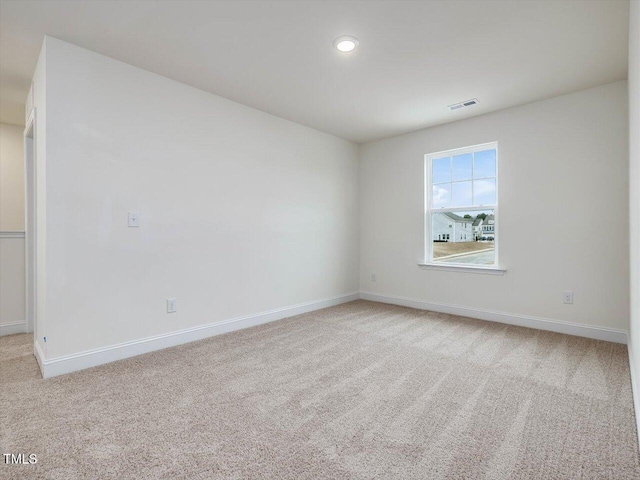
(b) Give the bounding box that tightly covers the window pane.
[432,184,451,208]
[432,157,451,184]
[473,178,496,205]
[452,153,472,181]
[473,149,496,178]
[432,209,495,265]
[452,181,472,207]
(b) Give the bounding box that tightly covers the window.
[425,142,498,267]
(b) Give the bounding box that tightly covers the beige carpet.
[1,300,639,479]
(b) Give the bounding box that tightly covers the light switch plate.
[167,298,177,313]
[128,212,140,227]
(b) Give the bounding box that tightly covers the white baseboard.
[629,343,640,453]
[38,292,360,379]
[359,291,628,344]
[0,321,26,337]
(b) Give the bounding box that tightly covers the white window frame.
[420,141,505,274]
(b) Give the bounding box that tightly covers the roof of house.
[443,212,465,222]
[442,212,492,225]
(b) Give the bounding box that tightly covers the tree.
[463,214,472,219]
[476,213,487,220]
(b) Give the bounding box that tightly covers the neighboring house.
[432,212,473,242]
[480,214,495,238]
[471,214,495,240]
[472,217,483,240]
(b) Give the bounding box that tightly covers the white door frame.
[23,108,37,340]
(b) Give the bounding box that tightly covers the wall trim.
[359,291,628,344]
[629,343,640,453]
[0,321,27,337]
[34,339,45,375]
[38,292,360,378]
[0,231,25,238]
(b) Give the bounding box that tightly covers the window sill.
[418,263,506,275]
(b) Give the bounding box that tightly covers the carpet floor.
[1,300,639,479]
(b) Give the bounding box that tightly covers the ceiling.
[0,0,629,143]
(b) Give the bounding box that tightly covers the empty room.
[1,0,639,478]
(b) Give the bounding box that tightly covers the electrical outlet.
[371,273,377,282]
[563,291,573,304]
[167,298,177,313]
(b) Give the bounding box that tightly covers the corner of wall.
[627,0,640,449]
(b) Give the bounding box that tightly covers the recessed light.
[333,35,359,53]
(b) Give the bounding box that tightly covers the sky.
[431,149,496,208]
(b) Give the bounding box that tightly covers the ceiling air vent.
[448,98,479,111]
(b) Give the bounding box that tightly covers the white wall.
[28,35,633,375]
[359,81,629,332]
[0,123,25,231]
[0,123,26,335]
[0,238,25,334]
[628,0,640,438]
[38,37,359,360]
